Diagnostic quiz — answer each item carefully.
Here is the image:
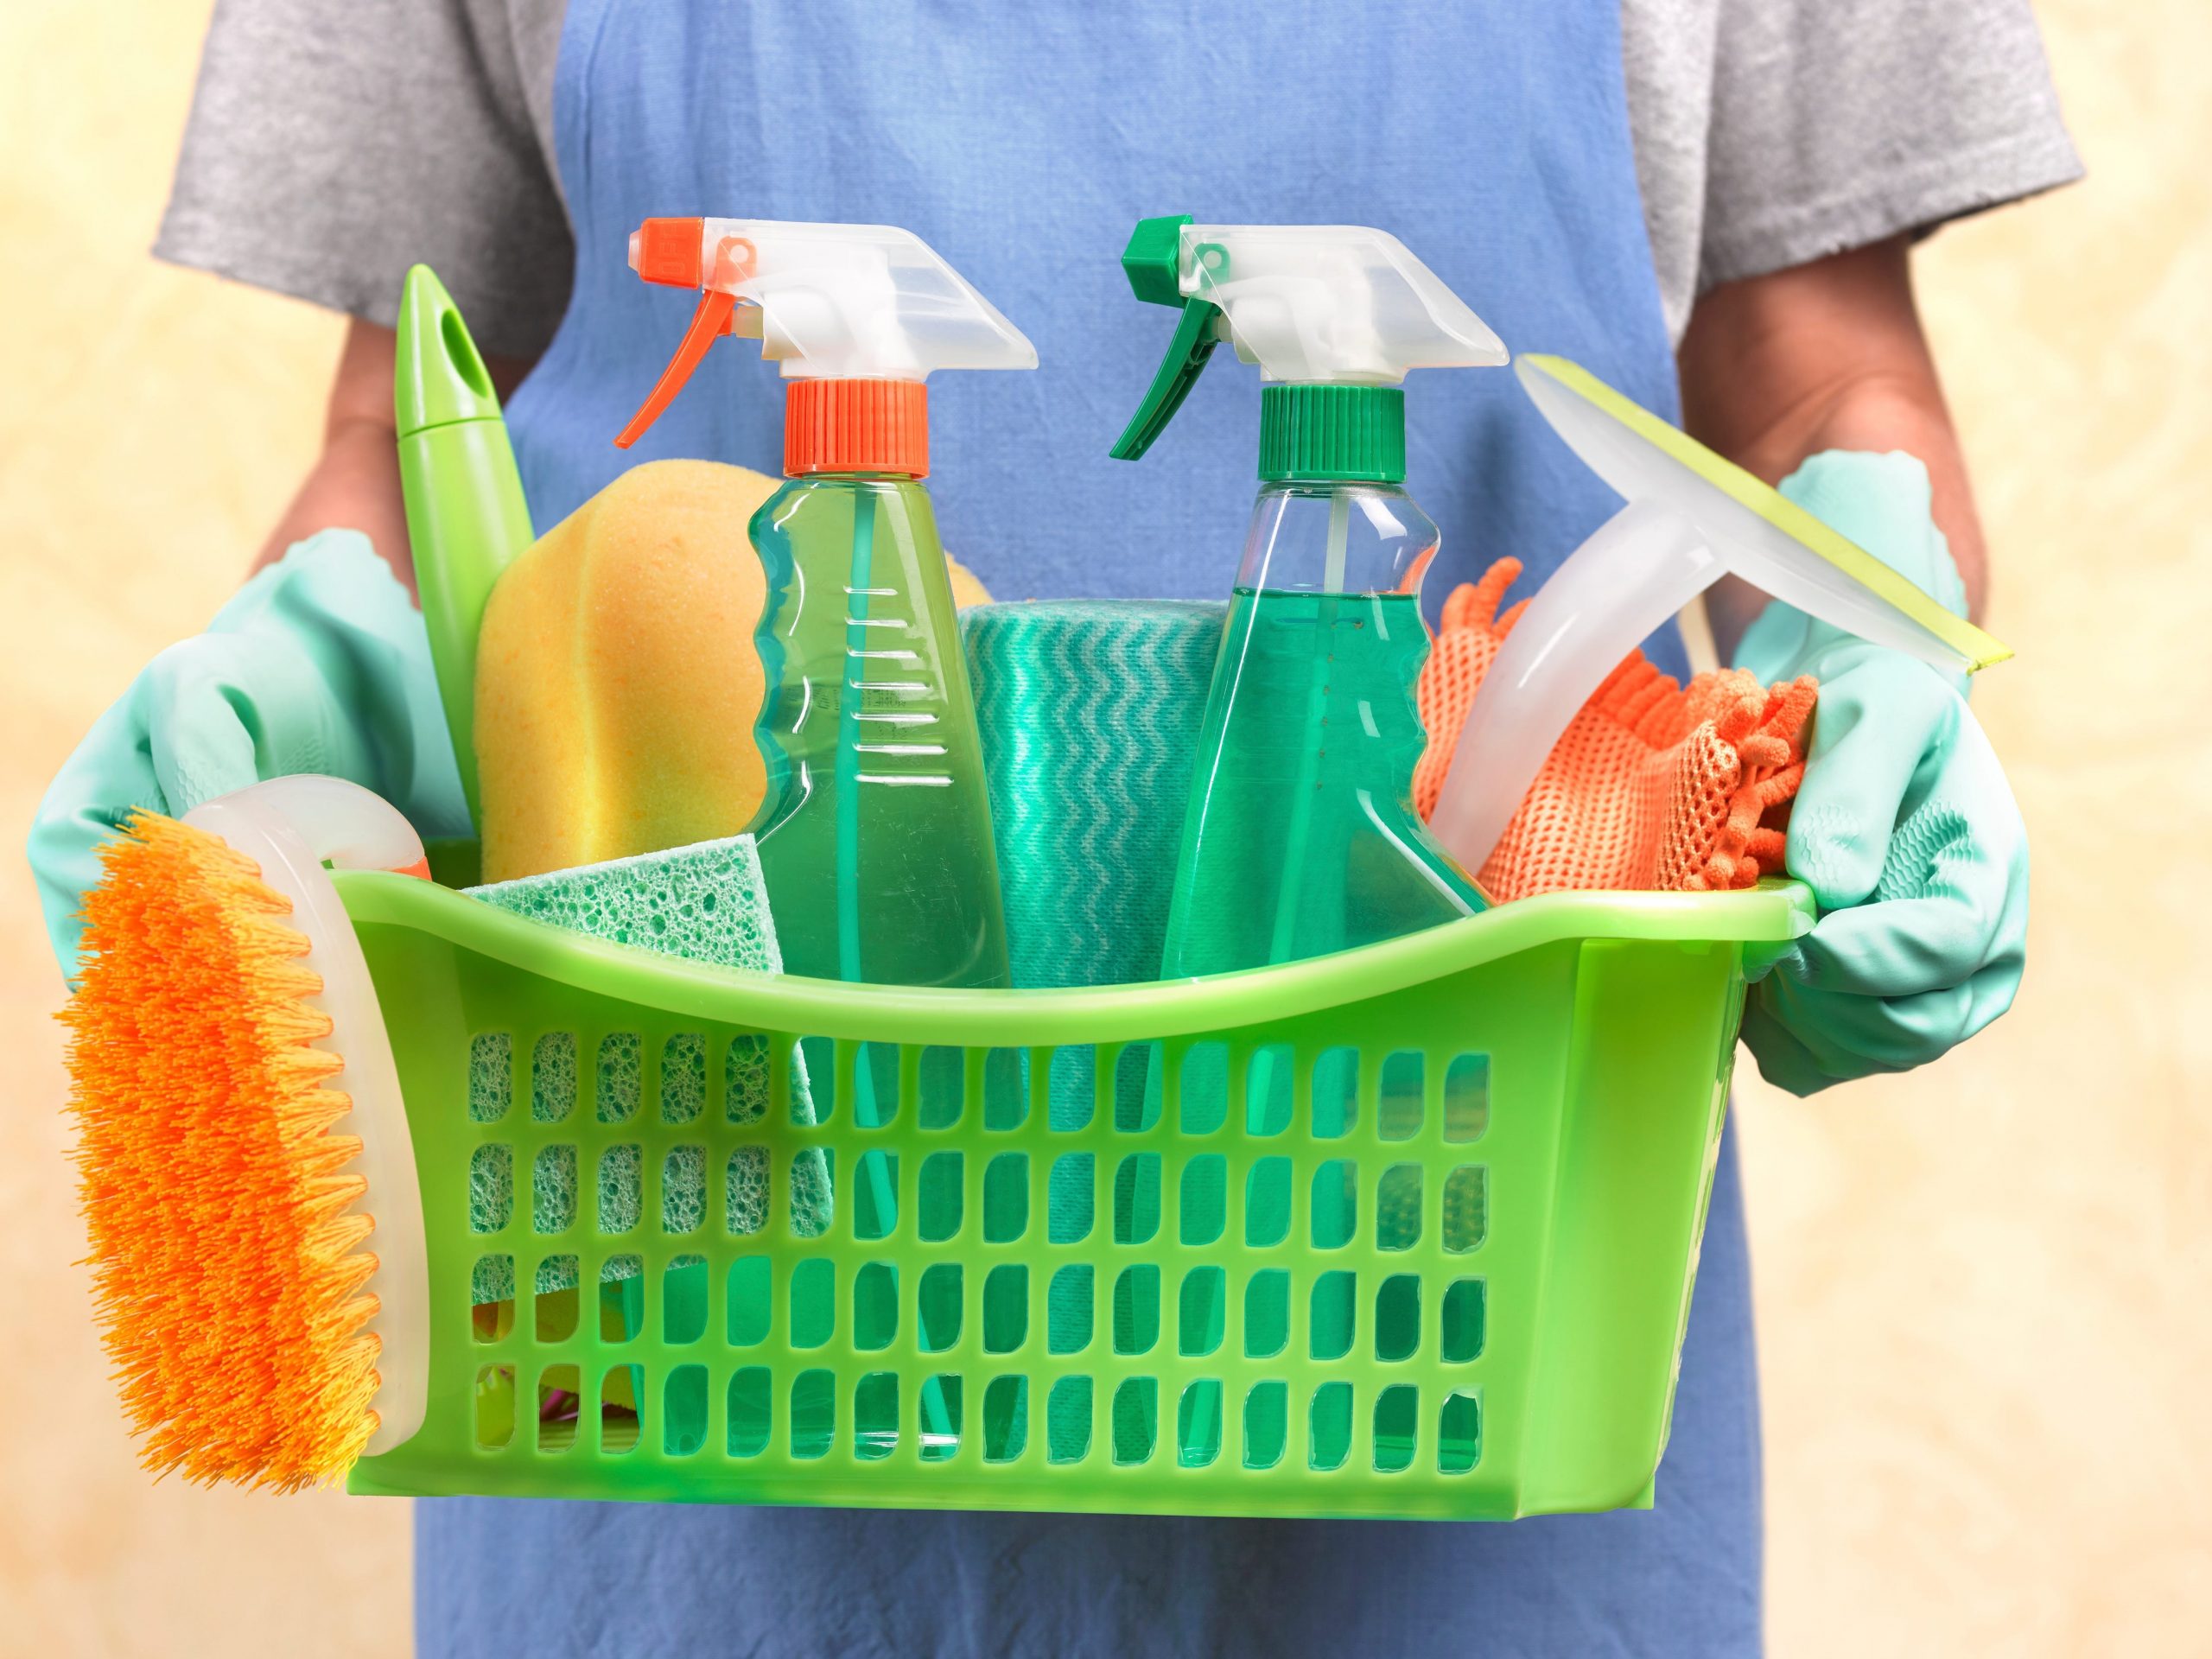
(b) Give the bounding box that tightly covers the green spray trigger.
[1109,215,1224,461]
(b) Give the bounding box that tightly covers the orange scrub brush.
[1414,557,1819,903]
[60,776,433,1490]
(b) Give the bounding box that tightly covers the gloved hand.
[29,531,468,979]
[1732,451,2028,1096]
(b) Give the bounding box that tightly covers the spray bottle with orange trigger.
[615,218,1037,1015]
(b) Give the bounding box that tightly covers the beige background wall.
[2,2,2204,1652]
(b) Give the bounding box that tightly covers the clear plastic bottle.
[747,471,1008,991]
[1109,220,1508,1465]
[1108,218,1506,984]
[616,221,1025,1449]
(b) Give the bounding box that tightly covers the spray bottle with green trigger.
[1112,218,1503,983]
[1112,219,1507,1461]
[1115,218,1513,1451]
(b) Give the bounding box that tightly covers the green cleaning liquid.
[749,472,995,1452]
[1159,584,1484,982]
[747,474,1010,995]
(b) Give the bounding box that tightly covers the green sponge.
[462,835,829,1298]
[469,834,785,971]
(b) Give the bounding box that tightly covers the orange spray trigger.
[614,288,737,448]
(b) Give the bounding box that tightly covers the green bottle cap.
[1258,385,1406,484]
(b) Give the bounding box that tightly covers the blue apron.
[423,2,1762,1651]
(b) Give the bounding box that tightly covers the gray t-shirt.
[156,0,2080,359]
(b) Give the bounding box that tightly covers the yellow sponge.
[474,459,781,883]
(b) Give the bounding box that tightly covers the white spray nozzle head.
[1111,218,1504,466]
[1179,223,1506,385]
[634,216,1034,379]
[618,218,1035,449]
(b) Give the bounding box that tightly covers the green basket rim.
[335,873,1812,1048]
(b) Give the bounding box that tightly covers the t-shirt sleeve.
[1698,0,2083,295]
[154,0,573,360]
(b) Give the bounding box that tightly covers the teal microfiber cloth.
[963,600,1224,992]
[462,834,830,1297]
[963,600,1227,1463]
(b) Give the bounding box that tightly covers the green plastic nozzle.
[395,265,535,829]
[1109,216,1439,482]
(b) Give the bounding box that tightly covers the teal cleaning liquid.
[1159,584,1484,982]
[1103,216,1513,1467]
[1157,572,1484,1464]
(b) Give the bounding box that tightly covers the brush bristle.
[59,812,384,1491]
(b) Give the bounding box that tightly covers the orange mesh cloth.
[1414,558,1818,903]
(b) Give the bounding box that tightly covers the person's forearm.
[256,410,414,586]
[254,317,533,600]
[255,321,412,588]
[1677,236,1989,656]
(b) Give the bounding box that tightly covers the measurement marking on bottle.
[854,743,949,757]
[856,774,955,787]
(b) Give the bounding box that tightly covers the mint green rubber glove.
[1732,452,2027,1096]
[28,531,467,979]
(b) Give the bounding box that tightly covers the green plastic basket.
[340,868,1809,1520]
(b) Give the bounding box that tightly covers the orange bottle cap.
[785,379,929,478]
